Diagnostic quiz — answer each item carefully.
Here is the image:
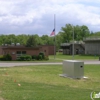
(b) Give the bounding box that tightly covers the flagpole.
[54,14,56,59]
[72,25,74,60]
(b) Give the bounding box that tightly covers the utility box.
[62,60,84,79]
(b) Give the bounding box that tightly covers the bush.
[20,55,25,61]
[32,52,47,61]
[0,54,12,61]
[0,55,5,61]
[4,54,12,61]
[32,54,43,60]
[25,55,32,61]
[39,52,45,59]
[32,55,37,60]
[19,55,32,61]
[44,56,49,60]
[38,55,42,60]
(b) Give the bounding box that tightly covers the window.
[22,51,26,54]
[16,51,21,54]
[16,51,26,59]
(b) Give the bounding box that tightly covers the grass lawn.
[0,52,99,63]
[49,52,100,61]
[0,65,100,100]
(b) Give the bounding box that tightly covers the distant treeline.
[0,24,100,50]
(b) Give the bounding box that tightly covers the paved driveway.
[0,60,100,67]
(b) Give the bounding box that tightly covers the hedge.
[0,54,12,61]
[19,55,32,61]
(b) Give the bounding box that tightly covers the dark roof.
[61,43,71,46]
[1,45,40,49]
[83,37,100,42]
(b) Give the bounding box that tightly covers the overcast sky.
[0,0,100,36]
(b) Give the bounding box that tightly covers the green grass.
[0,65,100,100]
[49,52,99,61]
[0,52,99,63]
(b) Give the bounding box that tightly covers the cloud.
[0,0,100,35]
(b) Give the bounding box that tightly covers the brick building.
[0,44,55,60]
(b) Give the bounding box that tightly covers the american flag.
[50,29,55,36]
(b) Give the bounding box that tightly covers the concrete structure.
[0,45,55,60]
[61,60,84,79]
[61,42,85,55]
[83,37,100,55]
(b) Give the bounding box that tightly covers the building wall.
[73,44,85,55]
[63,49,70,55]
[0,45,52,60]
[62,44,85,55]
[26,49,40,55]
[85,41,100,55]
[2,48,32,60]
[39,46,49,56]
[0,47,3,55]
[3,48,44,60]
[41,45,55,55]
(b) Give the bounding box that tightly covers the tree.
[26,35,37,47]
[16,34,29,45]
[90,31,100,37]
[55,34,63,50]
[58,24,90,43]
[59,24,73,43]
[0,35,7,45]
[41,35,49,44]
[41,35,54,45]
[33,34,43,45]
[7,34,17,44]
[80,25,90,39]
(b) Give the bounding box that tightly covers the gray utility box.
[62,60,84,79]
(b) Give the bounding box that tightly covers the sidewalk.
[0,60,100,67]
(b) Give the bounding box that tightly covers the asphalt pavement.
[0,60,100,67]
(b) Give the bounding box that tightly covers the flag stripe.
[50,29,55,36]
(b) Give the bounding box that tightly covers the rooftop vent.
[16,43,20,46]
[11,43,15,46]
[5,44,8,46]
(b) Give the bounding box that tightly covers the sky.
[0,0,100,36]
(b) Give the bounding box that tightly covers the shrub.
[16,58,21,61]
[0,54,12,61]
[20,55,25,61]
[36,55,39,60]
[38,55,42,60]
[32,55,37,60]
[44,56,49,60]
[4,54,12,61]
[39,52,45,59]
[5,54,12,61]
[19,55,32,61]
[25,55,32,61]
[32,55,43,60]
[0,55,4,61]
